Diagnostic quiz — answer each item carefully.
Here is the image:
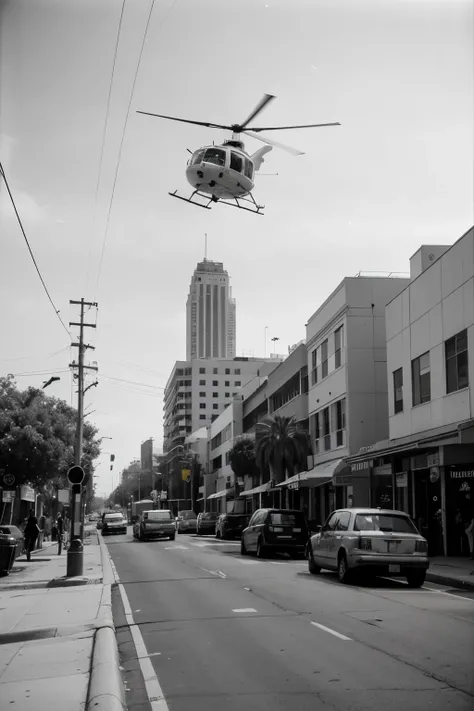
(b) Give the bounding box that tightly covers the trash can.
[0,533,18,576]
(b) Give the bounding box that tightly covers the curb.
[0,575,103,592]
[426,571,474,591]
[85,531,126,710]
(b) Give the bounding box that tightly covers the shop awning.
[277,459,346,489]
[240,481,274,497]
[207,489,233,500]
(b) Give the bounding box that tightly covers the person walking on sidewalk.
[24,511,40,561]
[56,513,64,554]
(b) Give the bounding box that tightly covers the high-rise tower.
[186,259,236,360]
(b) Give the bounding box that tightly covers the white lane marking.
[118,583,170,710]
[199,567,227,578]
[232,608,257,613]
[164,545,188,550]
[310,621,353,641]
[423,586,474,603]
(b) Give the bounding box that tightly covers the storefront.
[444,464,474,556]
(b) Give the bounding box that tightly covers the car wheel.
[307,546,321,575]
[256,538,267,559]
[169,534,175,541]
[337,553,351,584]
[139,530,144,542]
[406,570,426,588]
[240,538,247,556]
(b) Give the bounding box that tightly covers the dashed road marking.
[164,545,188,550]
[310,621,352,641]
[199,567,227,578]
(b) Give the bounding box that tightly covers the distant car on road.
[241,509,309,558]
[196,512,220,536]
[176,510,197,534]
[215,513,250,540]
[306,508,429,587]
[134,509,176,542]
[102,512,127,536]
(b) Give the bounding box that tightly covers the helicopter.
[137,94,340,215]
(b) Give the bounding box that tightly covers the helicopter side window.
[203,148,226,166]
[192,150,205,165]
[230,152,243,173]
[244,158,254,180]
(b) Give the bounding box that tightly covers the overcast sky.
[1,0,472,497]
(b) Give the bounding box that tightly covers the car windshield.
[270,513,305,526]
[145,511,172,521]
[201,513,219,520]
[181,511,196,520]
[105,514,124,521]
[226,516,248,525]
[354,513,418,534]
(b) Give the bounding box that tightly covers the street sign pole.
[66,465,85,577]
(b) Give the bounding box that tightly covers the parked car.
[241,509,309,558]
[306,508,429,587]
[102,512,127,536]
[176,510,197,534]
[134,509,176,541]
[196,512,220,535]
[0,525,24,559]
[215,513,250,540]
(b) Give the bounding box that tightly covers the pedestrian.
[44,515,52,541]
[465,514,474,560]
[24,511,40,561]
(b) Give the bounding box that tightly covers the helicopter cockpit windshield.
[203,148,226,166]
[191,149,205,165]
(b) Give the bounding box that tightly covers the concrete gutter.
[85,531,126,710]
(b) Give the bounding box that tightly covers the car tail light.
[415,539,428,553]
[358,537,372,550]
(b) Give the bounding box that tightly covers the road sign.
[67,465,85,485]
[2,490,15,503]
[1,472,16,489]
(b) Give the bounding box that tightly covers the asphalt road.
[106,528,474,711]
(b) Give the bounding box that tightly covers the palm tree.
[255,415,309,485]
[229,436,258,499]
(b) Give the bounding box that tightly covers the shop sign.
[427,452,440,467]
[160,491,168,500]
[58,489,70,503]
[2,490,15,503]
[351,460,373,473]
[449,470,474,479]
[20,485,35,502]
[396,472,408,488]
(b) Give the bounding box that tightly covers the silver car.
[176,510,197,534]
[306,508,429,587]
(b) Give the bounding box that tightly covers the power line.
[84,0,127,296]
[94,0,156,298]
[10,368,70,377]
[101,374,164,389]
[0,345,70,363]
[0,162,71,338]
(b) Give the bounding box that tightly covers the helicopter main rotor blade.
[239,94,276,130]
[248,122,341,132]
[137,110,232,131]
[245,130,304,157]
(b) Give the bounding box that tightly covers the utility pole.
[67,298,98,577]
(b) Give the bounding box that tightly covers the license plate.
[277,535,291,539]
[293,528,301,533]
[389,564,401,573]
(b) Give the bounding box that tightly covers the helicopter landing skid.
[168,189,264,215]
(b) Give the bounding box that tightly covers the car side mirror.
[311,524,322,533]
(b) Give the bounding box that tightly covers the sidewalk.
[0,528,125,710]
[426,556,474,591]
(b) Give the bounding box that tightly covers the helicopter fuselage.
[186,144,255,199]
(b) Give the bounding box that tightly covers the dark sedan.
[0,525,24,559]
[196,512,220,535]
[216,513,250,540]
[102,513,127,535]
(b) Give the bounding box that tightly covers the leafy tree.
[229,435,258,489]
[0,375,101,490]
[255,414,309,485]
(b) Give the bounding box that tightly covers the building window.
[311,346,320,385]
[213,404,218,410]
[199,367,206,374]
[199,403,206,409]
[235,380,241,386]
[334,398,346,446]
[412,352,431,406]
[211,415,218,422]
[213,367,218,374]
[393,368,403,414]
[234,368,241,375]
[334,326,344,368]
[225,393,230,398]
[199,392,206,397]
[321,339,329,378]
[322,407,330,450]
[225,380,230,386]
[213,380,218,386]
[445,330,469,393]
[199,415,206,420]
[199,379,205,386]
[225,368,230,374]
[213,392,218,398]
